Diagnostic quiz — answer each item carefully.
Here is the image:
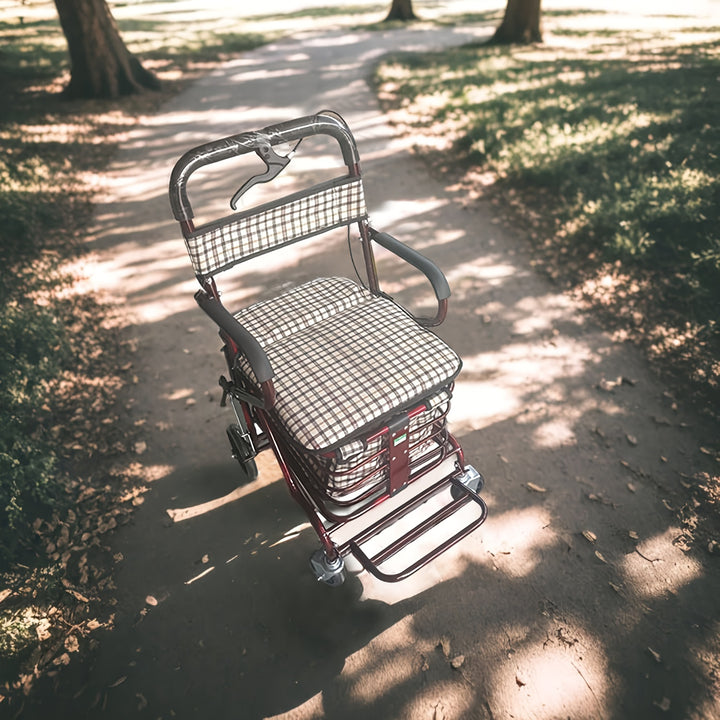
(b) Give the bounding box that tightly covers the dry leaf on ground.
[526,482,547,493]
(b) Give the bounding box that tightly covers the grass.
[373,22,720,415]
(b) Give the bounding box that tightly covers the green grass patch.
[374,28,720,411]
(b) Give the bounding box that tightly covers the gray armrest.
[369,229,451,301]
[195,290,274,384]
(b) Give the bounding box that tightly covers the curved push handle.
[169,111,361,224]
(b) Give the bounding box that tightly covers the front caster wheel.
[451,464,485,501]
[309,549,345,587]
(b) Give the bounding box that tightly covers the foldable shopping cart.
[169,111,487,585]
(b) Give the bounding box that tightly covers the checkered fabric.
[234,277,462,453]
[185,176,367,278]
[236,277,374,348]
[303,388,452,492]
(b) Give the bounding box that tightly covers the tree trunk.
[385,0,417,22]
[490,0,542,44]
[54,0,160,99]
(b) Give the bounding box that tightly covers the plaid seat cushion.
[234,277,461,452]
[235,277,374,348]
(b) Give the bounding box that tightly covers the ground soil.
[10,8,720,720]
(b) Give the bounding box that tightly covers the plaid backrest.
[184,175,367,278]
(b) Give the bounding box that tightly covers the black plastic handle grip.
[194,290,274,385]
[370,230,451,301]
[169,111,360,223]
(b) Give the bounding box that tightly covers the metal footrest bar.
[343,467,488,583]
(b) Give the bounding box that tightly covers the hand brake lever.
[230,142,295,210]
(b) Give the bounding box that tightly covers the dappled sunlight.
[267,692,325,720]
[532,418,577,448]
[447,258,519,287]
[403,680,473,720]
[492,631,612,720]
[340,617,474,717]
[481,506,555,578]
[166,450,281,523]
[371,197,446,228]
[452,333,595,434]
[511,293,574,336]
[620,528,703,599]
[451,380,521,431]
[343,620,418,703]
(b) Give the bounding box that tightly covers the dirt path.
[21,12,720,720]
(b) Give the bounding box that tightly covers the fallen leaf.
[65,635,80,653]
[654,697,671,712]
[594,550,607,564]
[582,530,597,543]
[450,655,465,669]
[597,378,619,393]
[108,676,126,688]
[648,647,662,663]
[627,482,637,493]
[53,653,71,667]
[36,619,52,642]
[66,589,89,603]
[136,693,148,711]
[626,434,638,447]
[0,589,12,605]
[608,582,622,594]
[526,482,547,493]
[134,441,147,455]
[629,530,639,540]
[145,595,158,607]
